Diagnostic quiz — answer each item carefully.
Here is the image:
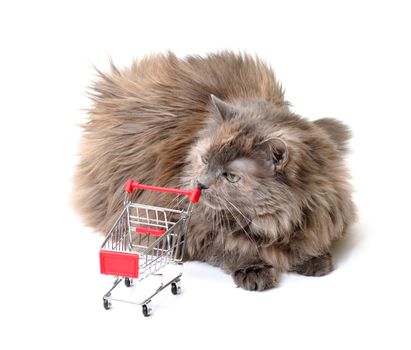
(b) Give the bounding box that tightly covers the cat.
[73,51,356,291]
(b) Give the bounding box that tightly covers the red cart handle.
[125,179,201,203]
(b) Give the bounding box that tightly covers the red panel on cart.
[136,226,166,236]
[99,250,139,278]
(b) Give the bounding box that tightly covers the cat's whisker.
[212,209,217,241]
[216,211,226,262]
[223,201,266,261]
[224,198,264,230]
[221,209,230,265]
[224,198,250,223]
[221,200,260,250]
[165,194,186,211]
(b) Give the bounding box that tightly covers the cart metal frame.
[99,179,201,316]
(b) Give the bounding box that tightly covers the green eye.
[201,156,209,165]
[224,173,241,183]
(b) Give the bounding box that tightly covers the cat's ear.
[210,95,236,121]
[314,117,351,153]
[267,138,289,173]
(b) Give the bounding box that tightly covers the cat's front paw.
[292,252,334,277]
[232,265,278,291]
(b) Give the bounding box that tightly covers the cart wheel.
[125,277,132,287]
[103,299,111,310]
[171,280,181,295]
[142,302,152,317]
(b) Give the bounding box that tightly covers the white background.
[1,1,410,349]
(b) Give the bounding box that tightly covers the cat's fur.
[73,52,356,290]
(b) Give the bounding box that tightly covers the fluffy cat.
[73,52,356,291]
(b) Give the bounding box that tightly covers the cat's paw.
[232,265,278,291]
[293,252,334,277]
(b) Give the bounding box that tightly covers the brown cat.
[73,52,356,291]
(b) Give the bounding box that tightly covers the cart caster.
[142,302,152,317]
[171,280,181,295]
[124,277,132,287]
[103,299,111,310]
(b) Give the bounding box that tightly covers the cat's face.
[194,143,273,212]
[186,96,290,216]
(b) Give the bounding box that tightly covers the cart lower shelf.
[102,264,183,317]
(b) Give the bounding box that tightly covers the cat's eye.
[223,172,241,183]
[201,156,209,165]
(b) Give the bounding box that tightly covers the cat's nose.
[197,182,209,190]
[196,178,209,190]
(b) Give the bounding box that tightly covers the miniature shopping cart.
[99,179,201,316]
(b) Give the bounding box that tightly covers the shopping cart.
[99,179,201,316]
